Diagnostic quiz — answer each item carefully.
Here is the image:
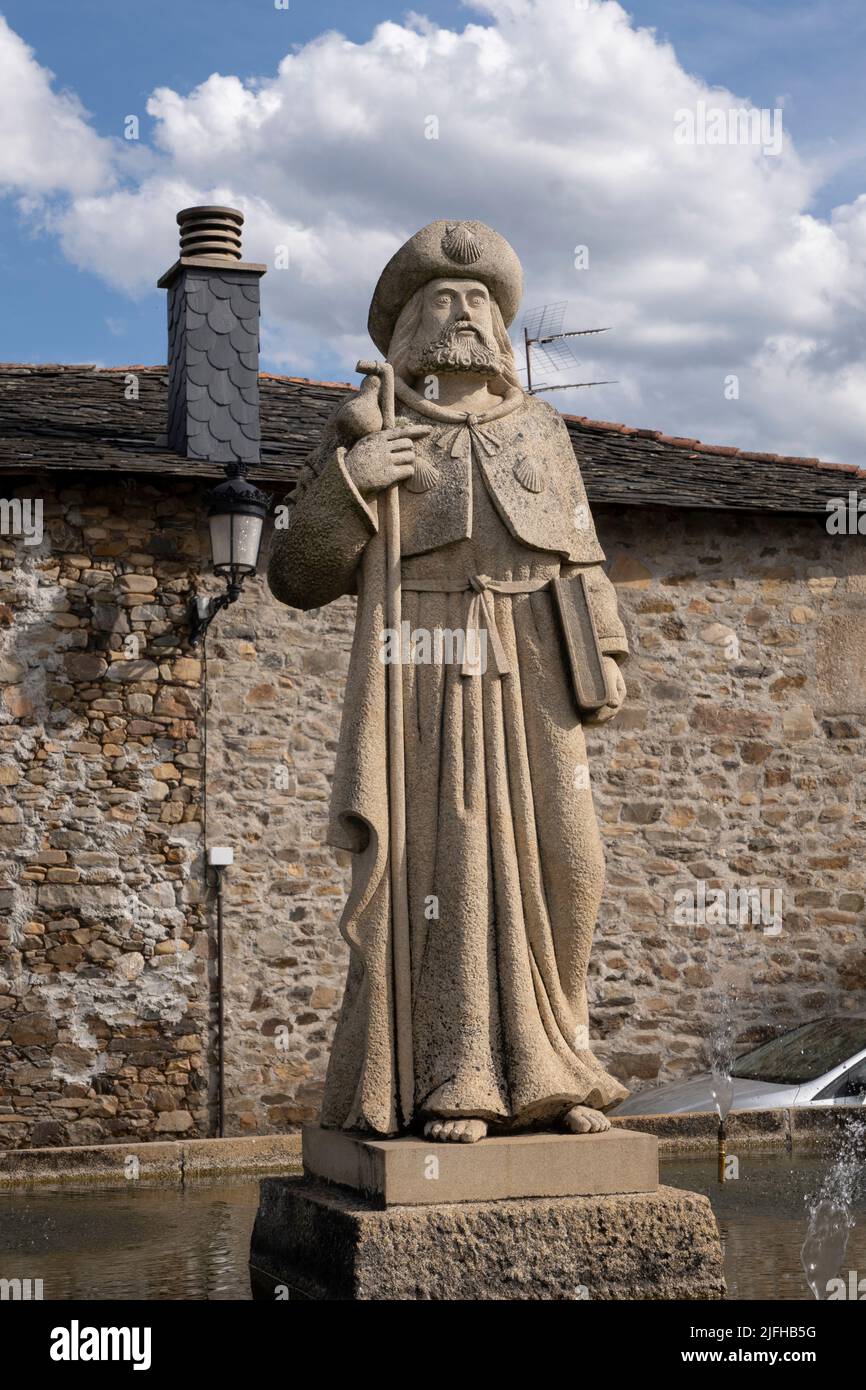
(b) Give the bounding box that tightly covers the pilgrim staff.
[355,358,414,1128]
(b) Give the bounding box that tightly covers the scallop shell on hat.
[441,223,483,265]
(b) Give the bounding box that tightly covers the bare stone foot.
[563,1105,611,1134]
[423,1117,488,1143]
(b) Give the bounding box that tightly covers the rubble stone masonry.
[1,475,864,1145]
[1,475,209,1149]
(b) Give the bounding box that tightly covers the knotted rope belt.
[401,573,551,677]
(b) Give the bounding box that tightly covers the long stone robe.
[268,386,629,1135]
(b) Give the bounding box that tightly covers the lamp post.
[189,466,270,645]
[207,846,234,1138]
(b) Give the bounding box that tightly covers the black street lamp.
[189,466,271,645]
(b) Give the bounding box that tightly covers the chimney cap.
[177,204,244,225]
[175,204,244,263]
[157,204,266,287]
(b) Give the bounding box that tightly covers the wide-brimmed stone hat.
[367,219,524,353]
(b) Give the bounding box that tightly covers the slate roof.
[0,363,863,514]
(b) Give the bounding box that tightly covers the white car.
[611,1016,866,1116]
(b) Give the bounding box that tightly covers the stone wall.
[0,474,211,1148]
[587,504,865,1085]
[2,475,865,1147]
[202,564,354,1134]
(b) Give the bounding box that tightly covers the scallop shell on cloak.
[405,457,440,493]
[512,453,545,493]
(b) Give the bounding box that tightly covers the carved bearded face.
[405,278,503,378]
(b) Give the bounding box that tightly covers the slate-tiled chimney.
[158,206,266,465]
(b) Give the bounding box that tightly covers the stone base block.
[302,1124,658,1206]
[249,1177,726,1301]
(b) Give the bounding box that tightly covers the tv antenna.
[519,303,616,395]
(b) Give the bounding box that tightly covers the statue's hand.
[345,426,431,497]
[583,656,627,726]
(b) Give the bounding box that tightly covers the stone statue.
[268,220,630,1144]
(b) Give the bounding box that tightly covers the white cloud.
[2,0,866,461]
[0,15,114,196]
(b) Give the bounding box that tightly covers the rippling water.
[663,1150,866,1301]
[0,1151,863,1300]
[0,1182,261,1300]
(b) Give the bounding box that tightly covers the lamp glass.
[209,512,263,576]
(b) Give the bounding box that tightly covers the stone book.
[551,569,613,712]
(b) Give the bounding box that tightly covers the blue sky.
[1,0,865,459]
[1,0,471,365]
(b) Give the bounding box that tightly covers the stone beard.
[268,219,630,1143]
[406,319,502,378]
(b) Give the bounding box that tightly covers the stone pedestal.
[301,1123,659,1205]
[249,1126,726,1300]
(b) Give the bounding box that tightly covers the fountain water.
[801,1117,866,1299]
[709,992,737,1183]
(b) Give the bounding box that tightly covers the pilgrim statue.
[268,220,629,1143]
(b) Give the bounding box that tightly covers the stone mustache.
[268,220,630,1144]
